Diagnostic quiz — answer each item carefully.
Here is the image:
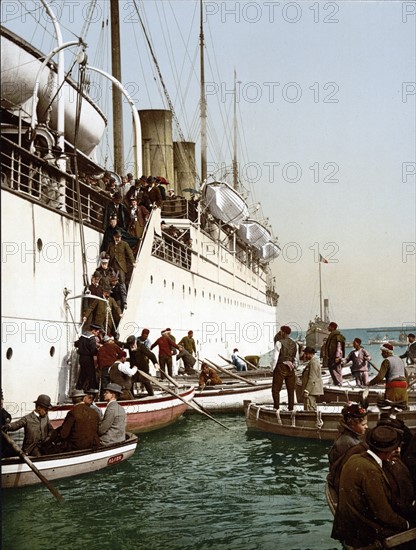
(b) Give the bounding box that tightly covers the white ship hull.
[2,188,278,418]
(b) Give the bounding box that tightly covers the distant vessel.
[305,255,332,349]
[368,332,408,347]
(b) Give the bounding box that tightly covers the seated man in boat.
[199,363,222,388]
[231,349,247,372]
[368,343,408,405]
[3,394,53,457]
[98,384,126,446]
[109,351,138,400]
[331,426,411,548]
[328,403,368,472]
[83,388,103,420]
[56,389,100,452]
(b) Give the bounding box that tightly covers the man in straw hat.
[98,383,126,446]
[332,425,410,548]
[3,394,53,456]
[368,342,408,405]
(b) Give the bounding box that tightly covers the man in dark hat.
[301,347,323,411]
[272,325,298,410]
[74,324,102,391]
[3,395,53,456]
[98,383,126,446]
[107,229,136,288]
[332,426,409,548]
[125,334,159,395]
[103,190,129,231]
[57,389,100,451]
[323,322,346,386]
[368,343,408,404]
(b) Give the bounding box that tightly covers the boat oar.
[138,370,229,430]
[205,358,258,386]
[156,370,214,417]
[1,431,65,503]
[237,355,258,370]
[368,361,381,373]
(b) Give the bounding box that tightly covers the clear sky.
[2,0,415,330]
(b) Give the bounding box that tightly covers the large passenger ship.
[1,1,280,418]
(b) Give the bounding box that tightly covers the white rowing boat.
[2,433,138,488]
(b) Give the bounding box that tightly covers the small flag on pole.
[319,254,329,264]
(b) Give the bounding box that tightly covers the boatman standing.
[323,322,345,386]
[368,343,408,405]
[74,324,102,392]
[272,325,298,411]
[301,347,323,411]
[231,349,247,372]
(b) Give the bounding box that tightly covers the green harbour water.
[2,413,340,550]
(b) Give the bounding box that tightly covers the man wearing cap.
[98,383,126,446]
[323,322,346,386]
[332,426,410,548]
[109,352,138,400]
[107,230,136,288]
[97,336,125,399]
[83,286,122,339]
[301,347,323,411]
[178,330,197,356]
[94,255,117,290]
[272,325,298,410]
[138,328,151,349]
[151,329,180,378]
[57,390,100,451]
[368,343,408,404]
[101,215,139,253]
[75,325,102,392]
[3,395,53,456]
[400,333,416,365]
[125,334,159,395]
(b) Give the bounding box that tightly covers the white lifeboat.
[237,219,271,249]
[203,181,249,226]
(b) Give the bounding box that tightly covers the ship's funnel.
[139,109,174,182]
[173,141,196,194]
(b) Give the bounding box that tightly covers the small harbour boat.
[2,432,138,489]
[244,402,416,440]
[325,482,416,548]
[49,387,195,433]
[295,381,416,405]
[190,382,275,413]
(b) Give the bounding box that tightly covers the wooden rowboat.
[296,383,416,405]
[325,482,416,549]
[49,387,195,433]
[244,402,416,440]
[189,382,275,413]
[2,433,138,489]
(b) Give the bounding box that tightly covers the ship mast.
[200,0,207,183]
[110,0,124,175]
[233,69,238,190]
[319,260,323,319]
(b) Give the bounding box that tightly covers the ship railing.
[152,232,192,270]
[1,137,109,232]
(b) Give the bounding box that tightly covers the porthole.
[50,346,55,357]
[150,275,153,284]
[172,282,175,290]
[37,238,43,251]
[164,280,166,288]
[6,348,13,360]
